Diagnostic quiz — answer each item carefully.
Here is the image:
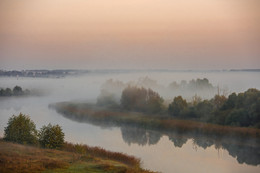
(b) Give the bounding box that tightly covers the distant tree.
[0,88,4,96]
[236,93,244,108]
[4,113,38,144]
[192,94,202,106]
[145,89,164,113]
[4,88,12,96]
[166,88,260,128]
[225,109,249,127]
[256,97,260,117]
[212,95,227,109]
[195,100,214,121]
[222,93,237,110]
[13,86,23,95]
[121,86,164,113]
[97,89,118,107]
[243,88,260,108]
[121,86,143,111]
[242,89,260,124]
[180,80,187,88]
[39,124,65,149]
[196,78,213,89]
[168,96,188,117]
[211,88,260,127]
[168,81,179,90]
[255,97,260,128]
[0,86,30,96]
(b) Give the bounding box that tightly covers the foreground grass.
[52,102,260,139]
[0,140,154,173]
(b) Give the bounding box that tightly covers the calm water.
[0,71,260,173]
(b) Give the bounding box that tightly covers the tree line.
[0,86,30,96]
[105,86,260,128]
[97,78,217,104]
[168,88,260,128]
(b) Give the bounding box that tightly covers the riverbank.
[0,139,153,173]
[52,102,260,139]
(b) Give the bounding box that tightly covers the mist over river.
[1,70,260,173]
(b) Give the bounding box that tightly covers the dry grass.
[0,140,154,173]
[63,142,141,167]
[0,140,70,173]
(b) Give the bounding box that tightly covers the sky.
[0,0,259,70]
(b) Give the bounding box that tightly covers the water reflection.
[56,109,260,166]
[121,127,161,146]
[121,126,260,166]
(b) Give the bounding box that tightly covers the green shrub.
[39,124,65,149]
[4,113,38,144]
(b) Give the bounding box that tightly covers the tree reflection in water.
[55,108,260,166]
[121,127,161,146]
[120,126,260,166]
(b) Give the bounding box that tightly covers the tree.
[222,93,237,110]
[225,109,249,127]
[195,100,214,120]
[0,88,4,96]
[145,89,164,113]
[168,96,188,117]
[13,86,23,95]
[4,88,12,96]
[96,89,118,107]
[4,113,38,144]
[192,94,202,106]
[168,81,179,90]
[212,95,227,109]
[120,86,164,113]
[39,124,65,149]
[211,88,260,127]
[121,86,146,111]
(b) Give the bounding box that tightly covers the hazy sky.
[0,0,259,70]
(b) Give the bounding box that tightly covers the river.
[0,70,260,173]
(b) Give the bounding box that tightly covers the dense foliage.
[4,113,38,144]
[39,124,65,149]
[0,86,29,96]
[99,85,259,128]
[121,86,164,113]
[168,96,188,117]
[216,88,260,127]
[4,113,65,148]
[168,88,260,128]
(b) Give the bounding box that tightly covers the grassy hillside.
[0,140,154,173]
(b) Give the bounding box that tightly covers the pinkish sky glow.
[0,0,259,70]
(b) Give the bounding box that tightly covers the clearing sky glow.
[0,0,259,70]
